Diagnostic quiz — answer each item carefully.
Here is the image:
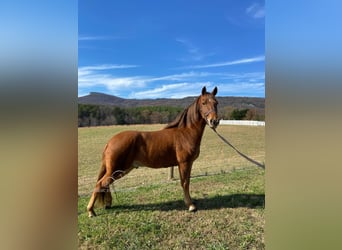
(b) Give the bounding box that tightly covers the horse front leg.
[178,162,196,212]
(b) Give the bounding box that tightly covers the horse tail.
[97,162,106,181]
[95,144,108,208]
[97,144,108,181]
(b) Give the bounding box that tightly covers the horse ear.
[211,86,218,96]
[201,86,207,95]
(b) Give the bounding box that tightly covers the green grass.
[78,124,265,249]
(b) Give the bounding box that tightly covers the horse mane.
[164,97,201,129]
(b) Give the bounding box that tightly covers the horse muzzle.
[204,110,219,128]
[207,118,220,129]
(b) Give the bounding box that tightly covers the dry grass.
[78,124,265,249]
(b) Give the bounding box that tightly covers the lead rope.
[211,128,265,170]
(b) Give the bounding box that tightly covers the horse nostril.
[208,119,219,127]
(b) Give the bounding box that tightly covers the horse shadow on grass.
[106,193,265,213]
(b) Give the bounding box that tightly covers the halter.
[203,109,215,118]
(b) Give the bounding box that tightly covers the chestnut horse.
[87,86,219,217]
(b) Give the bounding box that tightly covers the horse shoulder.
[171,128,200,162]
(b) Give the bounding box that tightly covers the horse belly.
[134,131,177,168]
[143,153,177,168]
[136,143,177,168]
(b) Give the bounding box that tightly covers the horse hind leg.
[87,185,100,217]
[87,159,114,217]
[87,162,135,217]
[87,163,104,217]
[102,164,137,210]
[104,188,112,209]
[87,173,114,217]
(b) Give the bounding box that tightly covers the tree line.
[78,104,264,127]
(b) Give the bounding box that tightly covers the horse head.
[199,86,219,129]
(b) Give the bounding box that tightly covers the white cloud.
[150,71,212,81]
[246,3,265,19]
[220,72,265,81]
[78,64,144,90]
[78,36,106,41]
[129,83,188,99]
[78,67,212,90]
[183,55,265,69]
[129,82,214,99]
[78,63,265,98]
[128,81,264,99]
[176,38,199,56]
[78,74,147,89]
[79,64,138,72]
[176,38,215,62]
[78,35,124,41]
[216,82,264,96]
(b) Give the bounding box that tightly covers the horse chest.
[175,141,200,162]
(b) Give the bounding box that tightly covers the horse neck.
[189,119,207,146]
[164,97,207,136]
[185,100,207,138]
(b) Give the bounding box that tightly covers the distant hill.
[78,92,265,110]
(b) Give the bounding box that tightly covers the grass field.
[78,124,265,249]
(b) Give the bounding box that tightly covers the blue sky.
[78,0,264,98]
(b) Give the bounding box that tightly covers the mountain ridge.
[78,92,265,110]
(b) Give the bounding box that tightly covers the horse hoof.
[87,209,96,217]
[88,212,96,218]
[189,205,197,212]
